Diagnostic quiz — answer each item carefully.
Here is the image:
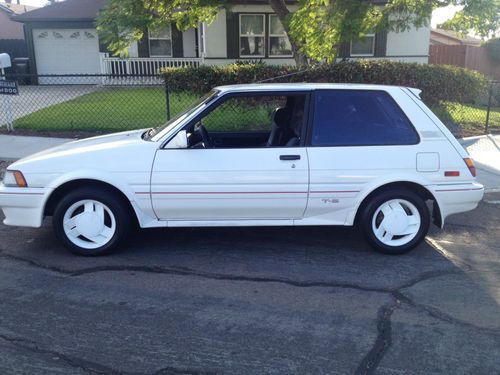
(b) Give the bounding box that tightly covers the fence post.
[165,79,171,121]
[485,82,493,134]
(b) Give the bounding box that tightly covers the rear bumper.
[430,182,484,225]
[0,184,50,227]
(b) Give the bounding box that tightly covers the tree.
[439,0,499,39]
[96,0,500,65]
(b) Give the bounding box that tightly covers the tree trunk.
[267,0,308,66]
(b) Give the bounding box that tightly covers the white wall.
[183,28,197,58]
[386,24,430,60]
[205,9,227,58]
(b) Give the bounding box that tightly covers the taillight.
[463,158,477,177]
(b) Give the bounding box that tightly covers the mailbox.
[0,53,12,69]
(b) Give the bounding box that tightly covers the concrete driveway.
[0,158,498,373]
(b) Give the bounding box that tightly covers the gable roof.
[431,28,482,46]
[12,0,107,22]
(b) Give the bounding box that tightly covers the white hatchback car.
[0,84,483,255]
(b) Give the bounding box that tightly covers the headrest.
[272,107,291,127]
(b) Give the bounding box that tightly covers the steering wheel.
[195,123,213,149]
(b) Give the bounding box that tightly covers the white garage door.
[33,29,101,84]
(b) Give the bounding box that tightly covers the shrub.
[162,60,488,105]
[483,38,500,63]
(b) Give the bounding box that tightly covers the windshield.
[145,90,219,141]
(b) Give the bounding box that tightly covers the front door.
[151,92,310,221]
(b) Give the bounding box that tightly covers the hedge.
[163,60,487,105]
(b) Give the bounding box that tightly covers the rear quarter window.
[310,90,419,146]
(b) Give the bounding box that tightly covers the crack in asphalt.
[0,332,219,375]
[393,292,500,336]
[0,250,461,297]
[0,246,496,374]
[0,333,124,374]
[354,299,397,375]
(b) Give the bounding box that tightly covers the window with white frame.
[350,33,375,56]
[269,15,292,56]
[149,25,173,57]
[240,14,265,57]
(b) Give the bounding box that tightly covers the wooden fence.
[429,45,500,79]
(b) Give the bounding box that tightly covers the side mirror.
[165,130,188,149]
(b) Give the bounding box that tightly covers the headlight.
[3,170,28,187]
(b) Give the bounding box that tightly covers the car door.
[151,92,310,221]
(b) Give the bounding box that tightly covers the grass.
[13,87,273,133]
[14,87,197,132]
[431,102,500,136]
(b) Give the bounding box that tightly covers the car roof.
[213,83,407,93]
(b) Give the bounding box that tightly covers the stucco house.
[12,0,430,78]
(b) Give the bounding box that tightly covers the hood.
[13,129,147,167]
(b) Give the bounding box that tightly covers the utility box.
[0,53,12,69]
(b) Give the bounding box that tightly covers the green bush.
[483,38,500,63]
[163,60,488,105]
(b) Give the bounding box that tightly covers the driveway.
[0,85,97,125]
[0,158,499,373]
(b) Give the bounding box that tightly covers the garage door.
[33,29,101,84]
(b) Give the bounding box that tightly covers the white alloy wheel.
[371,199,421,247]
[63,199,116,250]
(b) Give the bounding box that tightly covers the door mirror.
[165,130,188,149]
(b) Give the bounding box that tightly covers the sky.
[11,0,461,28]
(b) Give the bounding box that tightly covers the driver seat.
[266,107,292,147]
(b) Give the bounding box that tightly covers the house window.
[269,15,292,57]
[149,25,173,57]
[240,14,265,57]
[350,34,375,56]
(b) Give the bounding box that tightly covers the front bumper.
[0,184,50,227]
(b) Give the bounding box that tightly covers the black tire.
[360,188,430,255]
[52,187,131,256]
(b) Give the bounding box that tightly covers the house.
[430,28,482,46]
[0,0,38,71]
[12,0,430,80]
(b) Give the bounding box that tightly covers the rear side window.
[311,90,419,146]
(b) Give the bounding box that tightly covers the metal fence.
[0,73,498,137]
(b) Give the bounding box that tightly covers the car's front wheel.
[360,189,430,255]
[52,187,131,256]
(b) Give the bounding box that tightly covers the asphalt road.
[0,169,499,374]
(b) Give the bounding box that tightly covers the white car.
[0,83,483,256]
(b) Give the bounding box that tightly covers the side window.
[188,94,307,149]
[203,96,287,132]
[311,90,419,146]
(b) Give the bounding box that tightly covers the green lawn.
[14,88,198,132]
[432,102,500,136]
[13,87,273,133]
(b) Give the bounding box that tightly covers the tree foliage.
[440,0,499,39]
[96,0,500,63]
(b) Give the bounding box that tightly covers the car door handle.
[280,155,301,161]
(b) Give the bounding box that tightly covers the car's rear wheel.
[360,189,430,255]
[52,187,130,256]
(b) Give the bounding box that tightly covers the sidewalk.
[0,133,498,190]
[459,135,500,192]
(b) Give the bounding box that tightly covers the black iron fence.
[0,73,498,137]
